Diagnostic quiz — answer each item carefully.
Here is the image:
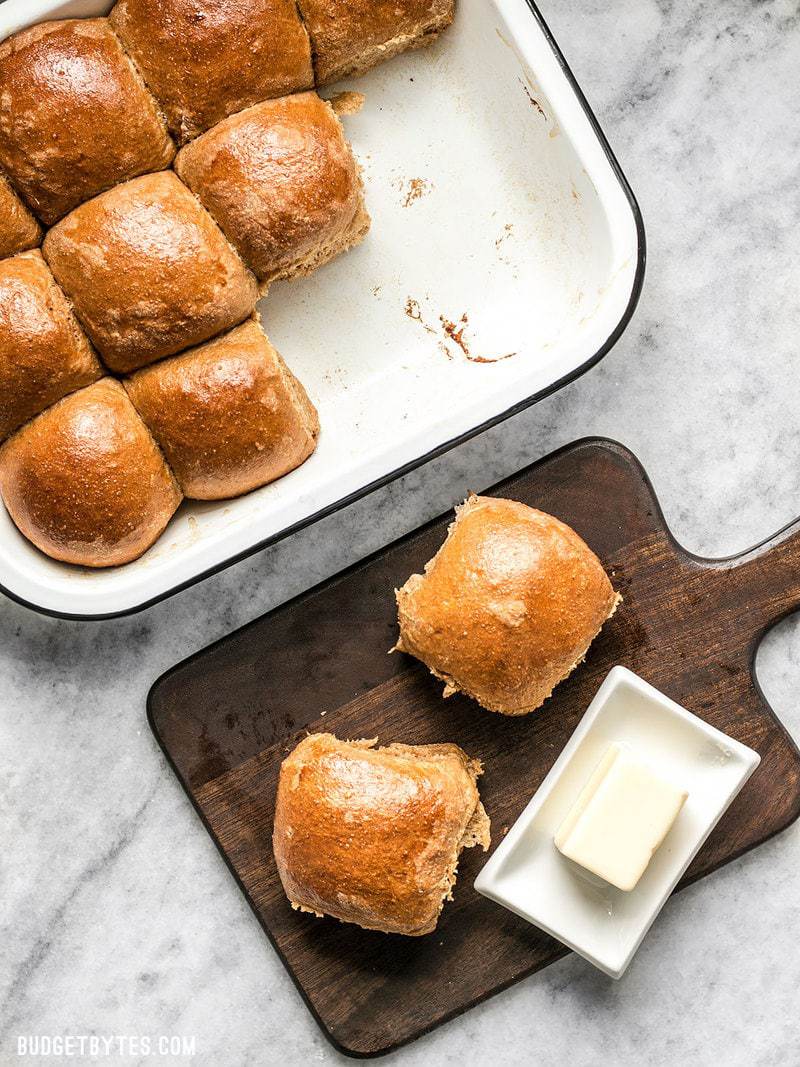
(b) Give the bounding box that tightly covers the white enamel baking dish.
[0,0,644,618]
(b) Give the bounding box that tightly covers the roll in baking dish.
[109,0,314,144]
[0,3,462,571]
[273,734,490,936]
[175,92,369,284]
[125,318,319,500]
[42,172,259,374]
[0,251,102,443]
[0,174,42,259]
[0,379,182,567]
[0,19,175,224]
[396,495,620,715]
[297,0,456,84]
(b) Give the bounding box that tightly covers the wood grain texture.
[148,439,800,1058]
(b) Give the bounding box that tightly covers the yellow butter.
[555,743,688,892]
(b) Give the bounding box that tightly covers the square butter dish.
[474,666,761,979]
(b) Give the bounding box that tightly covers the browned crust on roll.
[0,251,103,443]
[125,317,319,500]
[42,172,259,374]
[297,0,456,85]
[0,378,182,567]
[395,495,621,715]
[0,19,175,225]
[273,733,490,936]
[175,92,370,285]
[0,173,42,259]
[110,0,314,144]
[282,180,370,284]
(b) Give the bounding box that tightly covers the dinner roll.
[175,93,369,284]
[110,0,313,144]
[125,318,319,500]
[0,379,182,567]
[273,734,490,936]
[43,172,259,374]
[297,0,456,84]
[0,173,42,259]
[396,495,620,715]
[0,19,174,225]
[0,251,103,443]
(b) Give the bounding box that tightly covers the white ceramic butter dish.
[474,666,760,979]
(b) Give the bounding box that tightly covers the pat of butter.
[554,743,688,892]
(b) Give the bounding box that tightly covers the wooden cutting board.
[148,439,800,1058]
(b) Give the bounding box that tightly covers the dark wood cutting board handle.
[706,517,800,645]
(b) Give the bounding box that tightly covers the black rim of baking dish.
[0,0,647,622]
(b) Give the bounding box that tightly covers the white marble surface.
[3,0,800,1063]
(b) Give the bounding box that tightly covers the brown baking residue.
[440,313,516,362]
[400,177,432,207]
[520,79,546,119]
[495,223,514,248]
[466,351,517,364]
[407,301,517,363]
[405,297,436,334]
[440,313,470,356]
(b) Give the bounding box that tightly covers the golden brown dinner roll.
[297,0,456,84]
[0,251,103,443]
[0,19,175,225]
[110,0,313,144]
[125,318,319,500]
[43,172,259,374]
[396,496,620,715]
[175,93,369,284]
[0,173,42,259]
[273,734,490,936]
[0,379,182,567]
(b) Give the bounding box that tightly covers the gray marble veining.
[2,0,800,1063]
